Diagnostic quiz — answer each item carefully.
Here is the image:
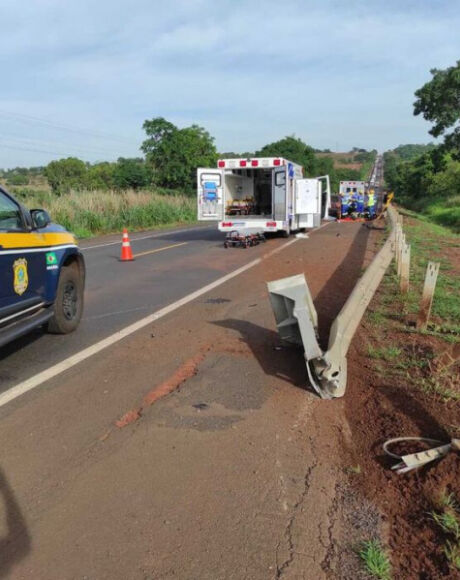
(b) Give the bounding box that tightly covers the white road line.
[0,222,333,409]
[81,225,213,251]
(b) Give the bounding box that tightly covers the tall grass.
[13,188,197,238]
[399,195,460,233]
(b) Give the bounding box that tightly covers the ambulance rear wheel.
[47,263,84,334]
[281,225,291,238]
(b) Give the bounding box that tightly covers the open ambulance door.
[273,167,287,221]
[295,179,321,228]
[197,168,224,221]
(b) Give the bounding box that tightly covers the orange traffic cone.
[120,228,134,261]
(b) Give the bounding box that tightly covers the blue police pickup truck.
[0,186,85,347]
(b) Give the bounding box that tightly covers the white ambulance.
[197,158,330,236]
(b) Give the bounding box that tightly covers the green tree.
[86,162,115,190]
[7,174,29,186]
[141,117,217,193]
[113,158,151,190]
[414,60,460,156]
[427,157,460,198]
[392,143,435,161]
[44,157,87,195]
[256,136,316,174]
[336,168,361,182]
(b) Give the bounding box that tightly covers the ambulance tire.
[47,262,84,334]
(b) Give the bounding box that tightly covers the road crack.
[321,483,340,574]
[275,434,319,579]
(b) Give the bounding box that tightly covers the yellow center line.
[132,241,188,258]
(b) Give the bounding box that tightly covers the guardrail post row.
[400,243,410,293]
[416,261,440,330]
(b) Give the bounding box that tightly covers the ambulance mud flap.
[267,206,398,399]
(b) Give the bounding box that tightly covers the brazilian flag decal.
[46,252,58,267]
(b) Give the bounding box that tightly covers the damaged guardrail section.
[268,206,398,399]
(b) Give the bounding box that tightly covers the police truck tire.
[47,263,84,334]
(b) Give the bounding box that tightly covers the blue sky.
[0,0,459,168]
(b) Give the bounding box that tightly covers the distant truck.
[197,158,330,236]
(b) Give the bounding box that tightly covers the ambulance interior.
[223,169,275,219]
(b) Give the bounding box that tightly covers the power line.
[0,134,135,158]
[0,109,138,146]
[0,142,123,159]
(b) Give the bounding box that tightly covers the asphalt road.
[0,224,291,395]
[0,217,385,579]
[0,162,387,579]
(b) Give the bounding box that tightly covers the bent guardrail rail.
[268,206,397,399]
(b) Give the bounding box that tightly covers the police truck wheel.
[47,263,84,334]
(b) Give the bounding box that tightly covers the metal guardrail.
[268,205,398,399]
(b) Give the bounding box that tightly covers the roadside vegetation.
[384,60,460,233]
[431,492,460,573]
[366,215,459,400]
[359,539,392,580]
[12,188,196,239]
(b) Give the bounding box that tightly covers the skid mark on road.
[115,350,207,428]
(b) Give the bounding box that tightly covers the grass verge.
[359,539,392,579]
[12,188,197,238]
[431,492,460,572]
[398,196,460,234]
[365,214,459,404]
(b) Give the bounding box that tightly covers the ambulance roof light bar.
[217,158,285,169]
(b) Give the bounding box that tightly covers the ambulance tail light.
[266,221,276,227]
[222,222,233,227]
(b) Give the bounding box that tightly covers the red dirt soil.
[343,222,460,579]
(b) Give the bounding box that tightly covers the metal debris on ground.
[383,437,460,474]
[205,298,232,304]
[193,403,209,410]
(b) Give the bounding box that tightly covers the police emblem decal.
[46,251,59,270]
[13,258,29,295]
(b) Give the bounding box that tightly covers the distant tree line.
[43,157,152,195]
[2,118,375,196]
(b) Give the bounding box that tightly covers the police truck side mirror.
[30,209,51,229]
